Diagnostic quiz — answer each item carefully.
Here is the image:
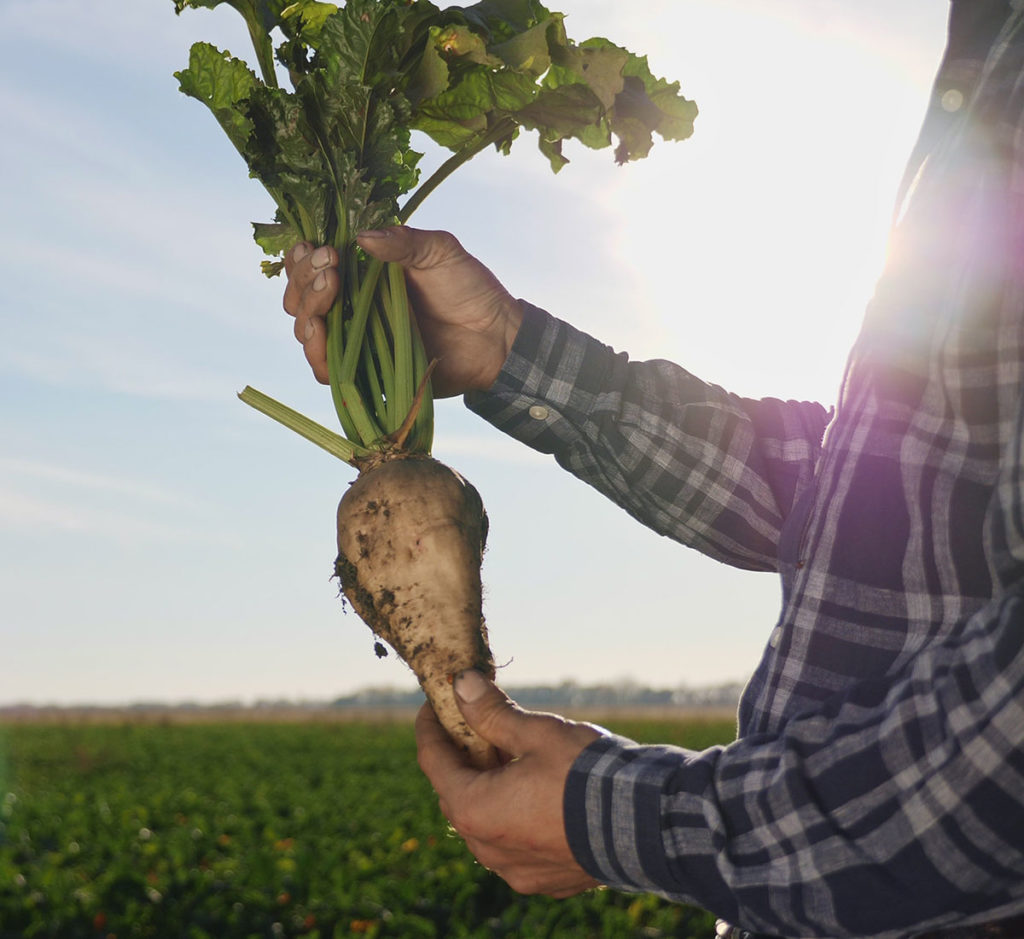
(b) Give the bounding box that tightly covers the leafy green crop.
[173,0,697,462]
[0,719,727,937]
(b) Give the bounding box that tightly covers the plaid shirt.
[465,3,1024,936]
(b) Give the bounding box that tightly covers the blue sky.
[0,1,949,705]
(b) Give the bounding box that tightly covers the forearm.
[466,303,831,570]
[565,590,1024,937]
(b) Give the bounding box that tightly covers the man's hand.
[282,227,523,397]
[416,669,604,898]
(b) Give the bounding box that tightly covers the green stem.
[316,114,516,455]
[408,313,434,453]
[339,257,386,384]
[248,22,279,89]
[359,341,388,428]
[386,262,414,431]
[233,2,278,88]
[368,299,396,427]
[238,386,367,464]
[296,203,318,243]
[326,293,361,443]
[399,118,517,223]
[339,381,384,445]
[324,240,357,440]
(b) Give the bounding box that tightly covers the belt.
[716,913,1024,939]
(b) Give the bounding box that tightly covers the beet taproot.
[335,453,496,767]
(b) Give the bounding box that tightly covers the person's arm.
[562,585,1024,938]
[466,303,830,571]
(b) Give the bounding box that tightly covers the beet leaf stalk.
[173,0,696,763]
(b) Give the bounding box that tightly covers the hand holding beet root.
[416,670,604,897]
[283,227,524,398]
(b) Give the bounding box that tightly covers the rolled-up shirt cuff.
[464,300,621,455]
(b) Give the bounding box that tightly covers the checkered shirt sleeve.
[564,588,1024,937]
[466,305,830,572]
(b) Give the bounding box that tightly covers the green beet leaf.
[175,43,259,156]
[173,0,697,460]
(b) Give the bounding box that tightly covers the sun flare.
[555,3,947,406]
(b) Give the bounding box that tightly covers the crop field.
[0,715,735,938]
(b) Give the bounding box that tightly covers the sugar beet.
[335,454,496,768]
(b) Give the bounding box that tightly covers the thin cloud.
[0,323,236,403]
[0,488,223,545]
[0,459,242,546]
[0,458,199,506]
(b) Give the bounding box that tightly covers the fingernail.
[313,271,327,292]
[358,229,389,239]
[454,670,489,703]
[304,320,316,341]
[292,243,310,262]
[311,246,332,269]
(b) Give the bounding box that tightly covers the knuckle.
[282,285,298,316]
[416,230,461,268]
[432,229,460,252]
[283,241,308,275]
[470,698,514,738]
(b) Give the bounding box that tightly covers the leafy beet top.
[174,0,697,460]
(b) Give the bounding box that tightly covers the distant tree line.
[0,681,743,721]
[330,680,744,712]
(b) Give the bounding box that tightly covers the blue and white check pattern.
[466,3,1024,936]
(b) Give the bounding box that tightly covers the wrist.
[500,299,524,368]
[476,298,524,392]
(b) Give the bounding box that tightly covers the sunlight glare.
[578,2,945,406]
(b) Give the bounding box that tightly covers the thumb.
[356,225,464,271]
[453,669,534,758]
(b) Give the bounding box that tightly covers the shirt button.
[941,88,964,112]
[528,405,549,421]
[769,627,782,649]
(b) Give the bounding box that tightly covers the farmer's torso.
[740,13,1024,735]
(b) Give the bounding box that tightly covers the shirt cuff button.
[528,405,550,421]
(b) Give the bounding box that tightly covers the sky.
[0,0,951,706]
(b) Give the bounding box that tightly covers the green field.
[0,716,734,938]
